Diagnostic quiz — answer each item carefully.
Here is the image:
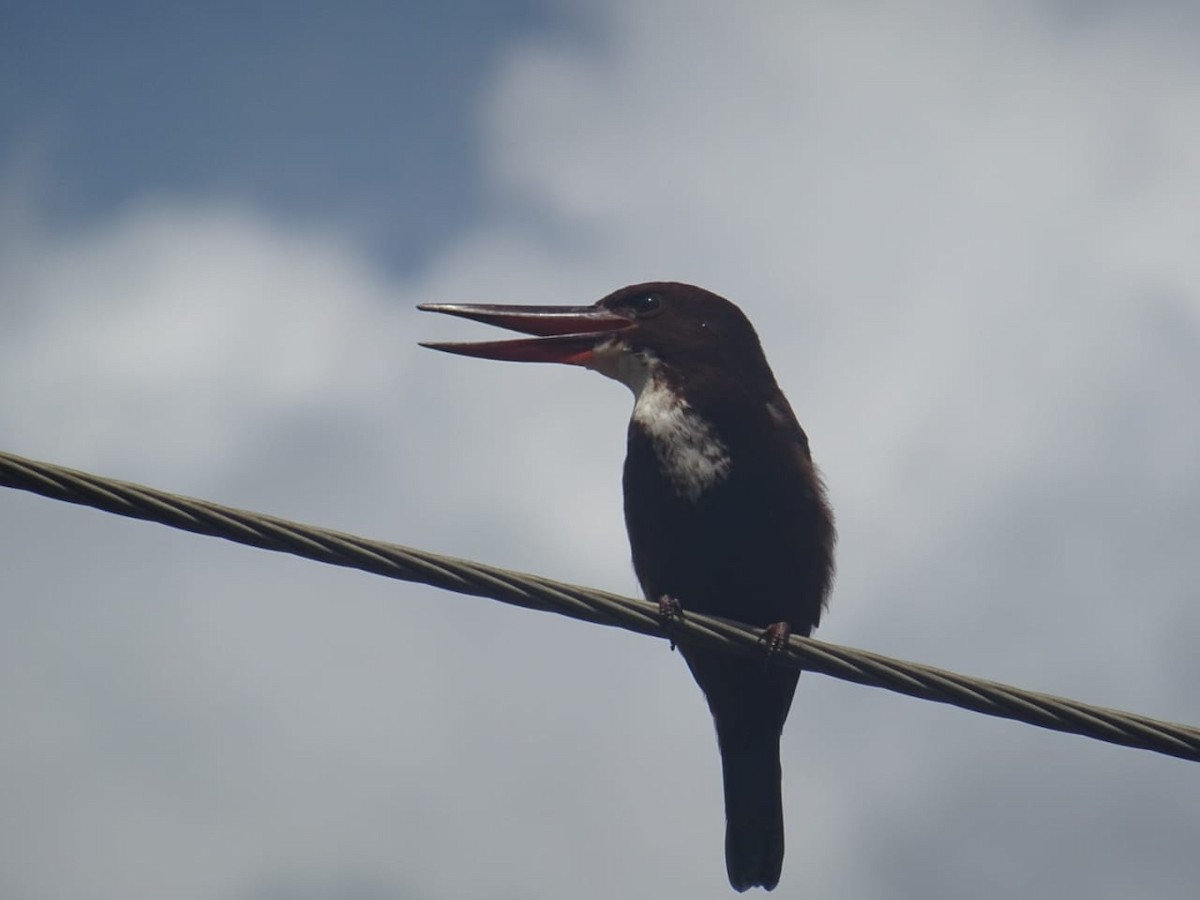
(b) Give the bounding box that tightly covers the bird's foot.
[757,621,792,658]
[657,594,684,651]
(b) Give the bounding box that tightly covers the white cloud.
[0,200,406,483]
[2,2,1200,899]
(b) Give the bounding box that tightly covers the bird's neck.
[628,370,732,502]
[587,341,735,501]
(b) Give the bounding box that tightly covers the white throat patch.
[588,340,732,501]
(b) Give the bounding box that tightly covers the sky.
[1,1,1199,898]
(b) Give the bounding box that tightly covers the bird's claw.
[758,621,792,658]
[657,594,684,650]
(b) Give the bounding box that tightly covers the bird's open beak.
[418,303,636,365]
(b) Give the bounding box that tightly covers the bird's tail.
[716,718,785,892]
[681,647,798,892]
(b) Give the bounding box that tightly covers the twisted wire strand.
[2,449,1197,763]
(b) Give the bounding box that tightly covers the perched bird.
[419,282,835,891]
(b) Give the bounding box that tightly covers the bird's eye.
[628,294,662,316]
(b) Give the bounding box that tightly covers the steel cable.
[2,449,1197,763]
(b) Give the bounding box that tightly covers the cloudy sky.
[2,1,1199,898]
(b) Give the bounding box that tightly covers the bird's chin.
[584,338,655,394]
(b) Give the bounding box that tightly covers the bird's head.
[419,282,771,395]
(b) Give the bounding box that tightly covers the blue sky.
[1,1,560,268]
[2,3,1199,899]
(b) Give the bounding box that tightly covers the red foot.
[758,621,792,656]
[657,594,684,650]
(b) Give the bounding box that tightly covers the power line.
[2,449,1197,763]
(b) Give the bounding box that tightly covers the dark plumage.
[607,284,835,890]
[420,282,836,891]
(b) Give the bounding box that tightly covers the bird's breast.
[630,377,732,502]
[622,395,833,633]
